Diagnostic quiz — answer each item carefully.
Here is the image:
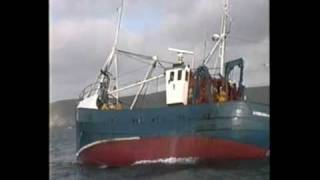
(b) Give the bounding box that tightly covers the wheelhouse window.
[169,71,174,82]
[185,71,189,81]
[178,70,182,80]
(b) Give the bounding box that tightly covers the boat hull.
[77,136,267,167]
[76,101,269,167]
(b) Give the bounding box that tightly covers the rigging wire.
[116,49,174,65]
[115,62,165,87]
[117,53,167,72]
[117,64,149,79]
[117,53,152,65]
[157,61,166,69]
[110,51,167,89]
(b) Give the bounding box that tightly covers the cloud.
[50,0,269,102]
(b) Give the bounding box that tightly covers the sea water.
[49,123,269,180]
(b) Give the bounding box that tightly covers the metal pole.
[101,0,124,79]
[219,11,225,76]
[219,0,229,76]
[114,53,119,104]
[108,74,164,95]
[202,37,222,65]
[113,0,124,104]
[114,0,124,50]
[130,60,157,110]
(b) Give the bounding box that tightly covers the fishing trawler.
[76,0,269,167]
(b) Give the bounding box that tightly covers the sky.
[50,0,269,102]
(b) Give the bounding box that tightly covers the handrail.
[79,74,165,101]
[78,81,100,100]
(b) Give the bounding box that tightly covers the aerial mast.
[96,0,124,105]
[218,0,230,76]
[114,0,124,105]
[201,0,231,74]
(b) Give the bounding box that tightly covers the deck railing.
[79,81,100,100]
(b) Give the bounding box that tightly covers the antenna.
[202,0,231,71]
[114,0,124,105]
[96,0,124,105]
[168,47,194,64]
[218,0,230,76]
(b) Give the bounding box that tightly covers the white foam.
[98,165,108,169]
[266,150,270,157]
[252,111,270,118]
[132,157,199,166]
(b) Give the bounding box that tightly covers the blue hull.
[76,101,269,154]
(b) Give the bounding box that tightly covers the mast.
[96,0,124,103]
[114,53,119,104]
[100,0,123,77]
[202,0,230,72]
[114,0,124,105]
[218,0,230,76]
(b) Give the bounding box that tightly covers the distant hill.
[50,86,269,128]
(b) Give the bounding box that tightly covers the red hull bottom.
[77,137,267,167]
